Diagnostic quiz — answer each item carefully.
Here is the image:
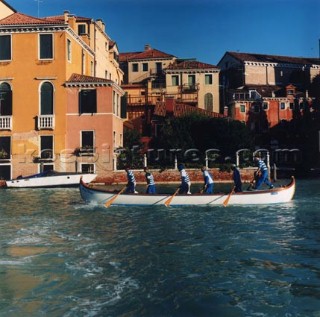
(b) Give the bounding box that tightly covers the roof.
[226,51,320,66]
[167,60,219,70]
[43,15,92,23]
[119,48,176,61]
[65,73,113,86]
[0,12,66,25]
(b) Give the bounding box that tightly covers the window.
[0,136,10,160]
[204,93,213,112]
[142,63,148,71]
[40,82,53,115]
[280,102,286,110]
[0,35,11,61]
[262,102,268,110]
[289,102,294,110]
[91,61,94,77]
[0,83,12,115]
[78,24,86,35]
[240,104,246,113]
[82,52,85,74]
[40,135,53,159]
[205,74,212,85]
[81,163,94,173]
[39,34,53,59]
[81,131,94,155]
[132,63,138,72]
[172,75,179,86]
[79,89,97,114]
[188,75,196,86]
[67,39,71,62]
[156,62,162,73]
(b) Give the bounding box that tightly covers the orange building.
[0,1,124,179]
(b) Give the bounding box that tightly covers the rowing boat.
[79,176,295,207]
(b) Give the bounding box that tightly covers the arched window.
[204,93,213,112]
[0,82,12,116]
[40,82,53,115]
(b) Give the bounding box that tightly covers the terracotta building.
[0,0,124,180]
[218,51,320,131]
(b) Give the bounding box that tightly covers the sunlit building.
[0,0,124,179]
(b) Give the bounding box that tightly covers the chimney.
[96,19,105,32]
[64,10,70,23]
[145,44,151,51]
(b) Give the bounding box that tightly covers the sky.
[5,0,320,65]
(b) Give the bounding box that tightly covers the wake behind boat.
[6,170,97,188]
[79,176,295,207]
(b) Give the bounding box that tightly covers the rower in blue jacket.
[178,164,191,194]
[254,154,274,189]
[144,166,156,194]
[201,166,214,194]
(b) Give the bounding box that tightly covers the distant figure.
[144,166,156,194]
[231,164,242,192]
[201,166,214,194]
[125,166,137,193]
[178,163,191,194]
[254,154,273,189]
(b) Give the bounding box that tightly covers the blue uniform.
[180,168,191,194]
[126,169,136,193]
[145,171,156,194]
[233,167,242,192]
[202,170,214,194]
[255,159,273,189]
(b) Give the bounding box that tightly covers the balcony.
[179,84,199,93]
[38,115,55,130]
[0,116,12,130]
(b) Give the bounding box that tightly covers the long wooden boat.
[6,171,97,188]
[79,176,295,207]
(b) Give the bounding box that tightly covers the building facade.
[218,51,320,131]
[0,1,124,179]
[120,45,220,113]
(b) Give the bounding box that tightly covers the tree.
[151,113,254,166]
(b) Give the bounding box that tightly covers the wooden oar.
[223,186,235,207]
[164,188,180,207]
[104,186,126,208]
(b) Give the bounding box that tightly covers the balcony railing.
[0,116,12,130]
[38,115,55,129]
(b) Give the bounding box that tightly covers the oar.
[223,186,235,207]
[164,188,180,207]
[104,186,126,208]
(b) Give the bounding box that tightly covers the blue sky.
[6,0,320,65]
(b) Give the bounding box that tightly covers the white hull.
[80,177,295,207]
[6,173,97,188]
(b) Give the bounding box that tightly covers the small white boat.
[6,171,97,188]
[79,176,295,207]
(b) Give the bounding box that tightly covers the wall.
[93,167,258,185]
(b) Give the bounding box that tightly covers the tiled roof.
[119,49,175,61]
[44,15,91,23]
[119,52,141,62]
[227,51,320,66]
[167,60,218,70]
[0,12,65,25]
[66,73,113,85]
